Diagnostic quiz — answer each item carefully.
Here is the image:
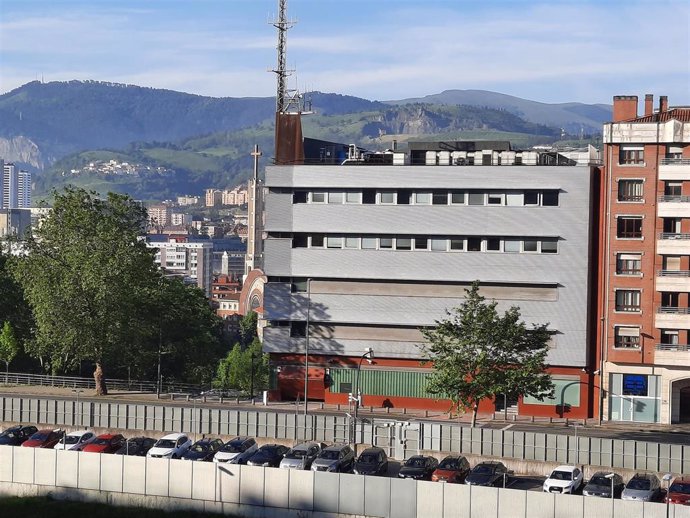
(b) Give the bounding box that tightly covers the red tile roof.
[623,108,690,123]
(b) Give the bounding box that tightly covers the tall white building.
[145,238,213,296]
[1,162,31,209]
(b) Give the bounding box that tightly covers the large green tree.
[421,282,554,427]
[0,321,19,377]
[11,188,162,395]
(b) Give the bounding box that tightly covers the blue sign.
[623,374,648,396]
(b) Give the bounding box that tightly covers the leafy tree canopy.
[0,321,20,374]
[421,282,554,427]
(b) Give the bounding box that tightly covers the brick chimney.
[613,95,638,122]
[644,94,653,116]
[659,95,669,113]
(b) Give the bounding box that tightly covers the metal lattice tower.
[271,0,295,114]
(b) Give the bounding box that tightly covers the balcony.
[657,233,690,255]
[656,270,690,292]
[655,307,690,330]
[659,158,690,181]
[658,195,690,217]
[655,343,690,367]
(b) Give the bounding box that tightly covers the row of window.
[614,326,682,349]
[291,234,559,254]
[293,189,560,207]
[617,180,685,202]
[614,289,685,313]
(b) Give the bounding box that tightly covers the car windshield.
[405,458,426,468]
[589,476,611,486]
[473,465,494,475]
[1,429,18,438]
[191,444,209,453]
[670,483,690,494]
[359,454,378,463]
[439,459,459,470]
[549,470,572,481]
[627,478,651,490]
[63,436,80,445]
[259,446,278,455]
[221,442,244,453]
[285,449,307,459]
[155,439,177,449]
[93,437,112,445]
[320,450,340,460]
[30,433,48,441]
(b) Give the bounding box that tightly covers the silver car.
[280,442,322,470]
[622,473,662,502]
[311,444,355,473]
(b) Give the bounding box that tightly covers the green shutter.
[329,368,434,399]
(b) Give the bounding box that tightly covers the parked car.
[583,472,625,498]
[280,442,323,470]
[665,477,690,505]
[22,429,64,448]
[115,437,156,456]
[311,444,355,473]
[82,433,125,454]
[54,430,97,451]
[181,438,224,462]
[398,455,439,481]
[353,447,389,476]
[543,465,584,494]
[213,437,258,464]
[432,455,471,483]
[465,461,509,487]
[246,444,290,467]
[147,433,192,459]
[0,425,38,446]
[622,473,663,502]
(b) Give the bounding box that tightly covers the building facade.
[1,162,31,209]
[146,238,213,296]
[601,94,690,424]
[262,143,601,418]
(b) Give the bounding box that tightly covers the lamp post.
[569,422,581,466]
[72,389,84,428]
[303,278,311,441]
[192,391,207,443]
[663,473,673,518]
[605,472,615,513]
[352,348,374,455]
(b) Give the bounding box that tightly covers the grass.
[0,496,230,517]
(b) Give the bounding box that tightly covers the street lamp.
[605,472,615,513]
[303,278,311,441]
[663,473,673,518]
[191,391,207,443]
[72,389,84,427]
[352,348,374,455]
[569,422,581,466]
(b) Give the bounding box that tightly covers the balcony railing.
[661,158,690,166]
[655,343,690,351]
[657,270,690,277]
[658,233,690,240]
[657,306,690,314]
[658,195,690,203]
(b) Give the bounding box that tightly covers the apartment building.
[1,161,31,209]
[601,94,690,424]
[148,204,170,228]
[262,141,601,418]
[145,238,213,296]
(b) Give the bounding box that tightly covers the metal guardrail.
[657,270,690,277]
[661,158,690,166]
[658,195,690,203]
[0,372,203,394]
[657,307,690,315]
[655,344,690,352]
[658,232,690,240]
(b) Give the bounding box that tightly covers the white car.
[213,437,258,464]
[543,465,583,494]
[146,433,192,459]
[53,430,97,451]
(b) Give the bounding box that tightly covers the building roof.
[622,108,690,123]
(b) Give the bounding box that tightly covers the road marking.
[502,424,514,431]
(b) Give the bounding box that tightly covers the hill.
[387,89,611,134]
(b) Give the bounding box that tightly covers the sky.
[0,0,688,105]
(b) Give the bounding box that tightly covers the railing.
[0,372,203,394]
[658,232,690,240]
[658,195,690,203]
[655,343,690,351]
[661,158,690,165]
[657,269,690,277]
[657,306,690,314]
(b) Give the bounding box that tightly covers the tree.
[11,187,161,395]
[0,321,19,377]
[421,282,554,427]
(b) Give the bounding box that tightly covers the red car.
[22,429,64,448]
[82,434,125,454]
[666,477,690,505]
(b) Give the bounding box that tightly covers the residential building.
[177,195,200,206]
[601,94,690,424]
[262,141,601,418]
[205,189,222,207]
[212,274,242,319]
[1,162,31,209]
[0,209,31,238]
[148,204,170,228]
[170,212,191,227]
[145,237,213,296]
[222,186,248,206]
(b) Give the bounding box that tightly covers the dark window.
[362,189,376,204]
[467,238,482,251]
[290,322,307,337]
[614,327,640,349]
[486,238,501,251]
[291,279,308,293]
[618,180,643,202]
[541,240,558,254]
[432,191,448,205]
[620,148,644,165]
[542,191,559,206]
[515,156,523,165]
[615,290,641,312]
[397,189,411,205]
[311,235,325,247]
[482,154,492,165]
[414,237,428,250]
[396,238,412,250]
[616,253,641,274]
[292,234,308,248]
[450,191,465,204]
[450,239,464,251]
[617,217,642,238]
[524,191,539,205]
[293,191,307,203]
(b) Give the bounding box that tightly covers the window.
[311,192,326,203]
[487,193,504,205]
[345,191,362,204]
[617,217,642,238]
[523,240,538,252]
[450,239,464,251]
[379,191,396,204]
[468,193,484,205]
[486,238,501,251]
[620,146,644,165]
[292,235,308,248]
[291,279,308,293]
[310,235,324,247]
[665,182,682,197]
[504,240,521,253]
[505,192,523,206]
[614,327,640,349]
[432,191,448,205]
[397,189,411,205]
[361,237,377,249]
[293,191,308,203]
[414,192,431,205]
[362,190,376,204]
[344,237,360,249]
[396,238,412,250]
[430,239,447,251]
[542,191,559,206]
[326,236,343,248]
[379,237,393,249]
[450,191,465,204]
[328,192,344,204]
[616,253,642,274]
[615,290,641,312]
[661,330,679,345]
[290,322,307,337]
[414,237,428,250]
[467,238,482,251]
[618,180,643,202]
[524,191,539,205]
[541,240,558,254]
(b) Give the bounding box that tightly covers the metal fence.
[2,395,690,474]
[0,445,684,518]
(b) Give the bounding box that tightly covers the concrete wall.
[0,445,687,518]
